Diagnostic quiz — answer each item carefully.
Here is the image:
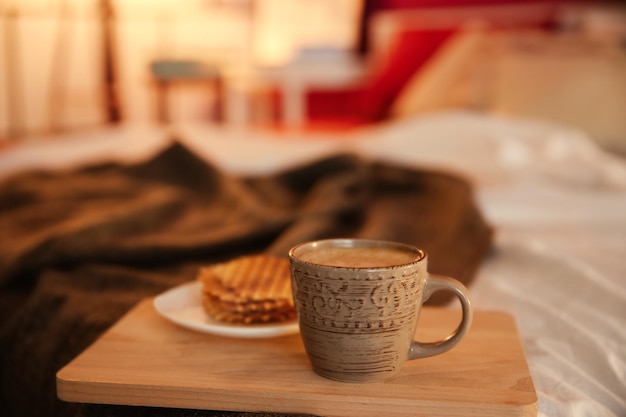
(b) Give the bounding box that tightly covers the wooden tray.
[57,299,537,417]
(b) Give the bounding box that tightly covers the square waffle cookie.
[197,255,296,324]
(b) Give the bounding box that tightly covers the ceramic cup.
[288,238,473,383]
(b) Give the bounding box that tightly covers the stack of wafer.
[197,255,296,324]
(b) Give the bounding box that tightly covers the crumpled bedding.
[0,140,492,417]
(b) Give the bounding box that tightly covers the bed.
[1,109,624,417]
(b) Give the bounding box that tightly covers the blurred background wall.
[0,0,362,138]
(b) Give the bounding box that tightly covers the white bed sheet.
[1,111,624,417]
[357,112,626,417]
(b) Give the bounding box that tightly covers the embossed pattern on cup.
[290,239,427,382]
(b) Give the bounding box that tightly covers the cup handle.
[408,274,473,360]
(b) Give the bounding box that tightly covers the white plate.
[153,281,299,338]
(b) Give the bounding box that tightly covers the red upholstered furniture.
[307,29,455,126]
[286,0,565,129]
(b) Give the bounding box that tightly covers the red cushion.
[306,29,454,122]
[356,28,456,121]
[307,88,369,123]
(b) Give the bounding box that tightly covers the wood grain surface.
[57,299,536,417]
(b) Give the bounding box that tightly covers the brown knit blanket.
[0,141,492,417]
